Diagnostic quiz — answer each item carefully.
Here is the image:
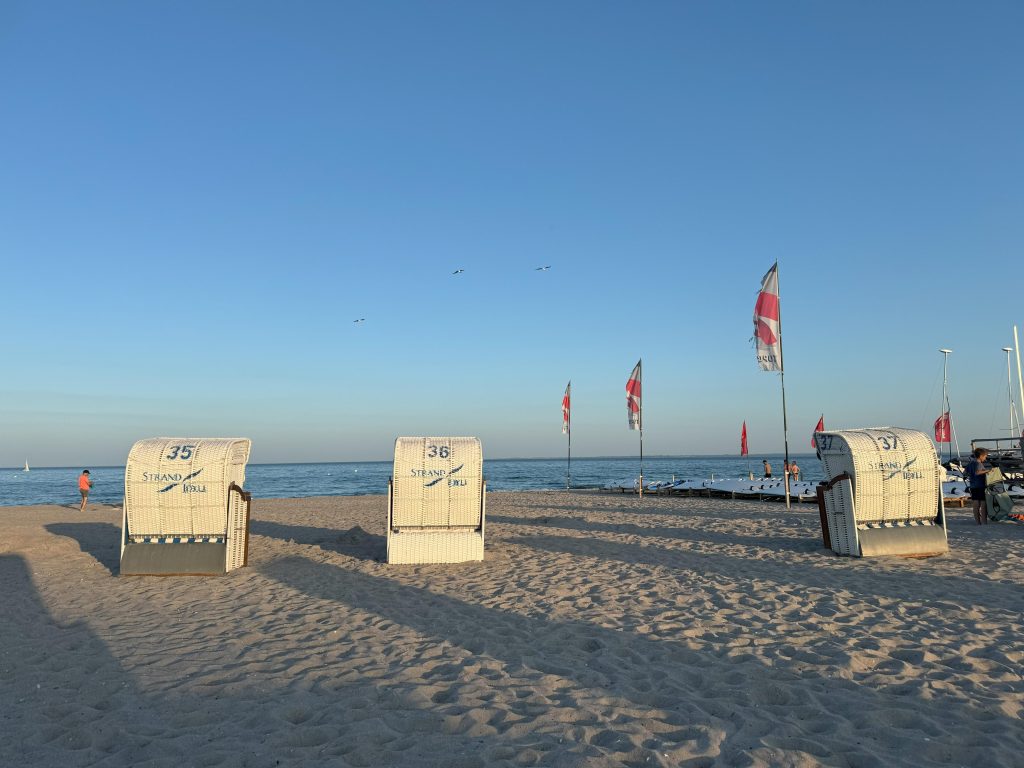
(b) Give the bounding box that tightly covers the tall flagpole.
[639,359,644,500]
[940,348,961,462]
[566,421,571,490]
[566,382,571,490]
[776,266,792,509]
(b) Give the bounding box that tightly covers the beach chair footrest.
[387,529,484,564]
[857,525,948,558]
[120,542,228,575]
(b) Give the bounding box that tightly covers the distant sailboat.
[23,460,29,472]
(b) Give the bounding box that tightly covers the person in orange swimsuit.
[79,470,93,511]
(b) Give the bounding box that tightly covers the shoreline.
[2,492,1022,766]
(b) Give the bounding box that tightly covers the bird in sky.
[353,318,365,324]
[535,265,551,271]
[452,269,464,275]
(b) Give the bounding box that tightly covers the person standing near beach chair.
[78,469,93,511]
[965,448,993,525]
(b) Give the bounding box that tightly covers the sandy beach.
[1,491,1022,767]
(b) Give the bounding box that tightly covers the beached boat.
[605,476,821,502]
[604,473,1024,507]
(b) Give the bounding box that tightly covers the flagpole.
[566,383,572,491]
[776,265,792,509]
[566,425,571,490]
[939,348,955,463]
[639,359,644,500]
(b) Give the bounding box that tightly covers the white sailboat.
[23,460,29,472]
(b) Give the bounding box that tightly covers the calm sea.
[0,455,823,508]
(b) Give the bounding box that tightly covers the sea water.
[0,455,824,508]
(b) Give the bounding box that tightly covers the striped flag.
[812,415,824,447]
[754,262,782,371]
[626,360,642,430]
[741,421,749,456]
[562,382,571,434]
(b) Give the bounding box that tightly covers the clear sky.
[1,1,1022,466]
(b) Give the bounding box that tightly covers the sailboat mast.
[1015,326,1024,447]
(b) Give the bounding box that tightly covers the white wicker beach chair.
[814,427,947,557]
[387,437,485,564]
[120,438,253,575]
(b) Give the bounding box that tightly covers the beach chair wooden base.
[120,542,228,576]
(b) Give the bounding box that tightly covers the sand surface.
[1,492,1022,767]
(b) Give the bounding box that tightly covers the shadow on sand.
[510,532,1024,617]
[489,513,821,555]
[44,522,122,575]
[260,552,1022,767]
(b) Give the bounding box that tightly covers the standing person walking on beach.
[790,460,800,482]
[78,470,93,511]
[762,459,772,478]
[965,448,992,525]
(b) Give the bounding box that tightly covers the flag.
[753,262,782,371]
[741,421,748,456]
[935,412,951,443]
[812,415,824,447]
[561,382,571,434]
[626,359,642,430]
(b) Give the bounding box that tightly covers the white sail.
[23,460,29,472]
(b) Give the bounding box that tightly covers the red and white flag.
[562,382,571,434]
[741,421,749,456]
[626,360,642,430]
[812,415,824,447]
[934,412,951,443]
[753,262,782,371]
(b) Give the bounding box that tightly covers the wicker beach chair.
[387,437,485,564]
[814,427,947,557]
[119,438,253,575]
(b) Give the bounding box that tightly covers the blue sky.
[1,2,1022,466]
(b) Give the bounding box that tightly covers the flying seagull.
[353,318,365,324]
[535,265,551,271]
[452,269,464,275]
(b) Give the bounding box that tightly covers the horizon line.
[6,452,827,470]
